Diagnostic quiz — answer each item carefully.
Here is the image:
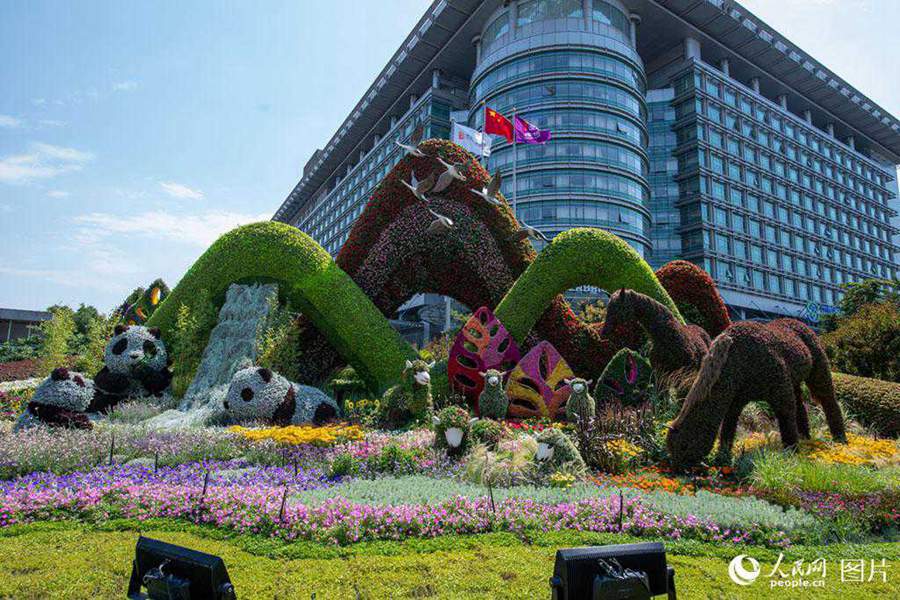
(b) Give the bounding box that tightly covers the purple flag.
[514,115,552,144]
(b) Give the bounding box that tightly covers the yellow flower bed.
[804,433,898,466]
[604,438,641,460]
[230,423,365,446]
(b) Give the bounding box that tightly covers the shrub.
[145,221,417,394]
[471,418,505,448]
[256,297,302,382]
[365,443,421,475]
[823,303,900,383]
[0,336,41,363]
[169,294,217,398]
[831,372,900,438]
[37,308,75,377]
[73,312,117,375]
[329,452,361,478]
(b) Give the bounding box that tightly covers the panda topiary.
[14,367,94,431]
[89,324,172,413]
[224,362,340,426]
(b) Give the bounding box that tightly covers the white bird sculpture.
[401,171,436,203]
[432,156,467,193]
[426,207,454,233]
[512,219,551,243]
[470,170,503,207]
[395,125,427,158]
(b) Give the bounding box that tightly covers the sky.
[1,0,898,312]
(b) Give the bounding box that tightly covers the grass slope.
[145,222,416,393]
[495,228,683,343]
[1,521,895,599]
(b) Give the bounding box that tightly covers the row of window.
[473,106,646,147]
[676,68,895,193]
[487,138,647,177]
[694,149,893,241]
[706,256,841,307]
[499,168,649,203]
[483,79,645,121]
[472,49,644,100]
[515,199,649,234]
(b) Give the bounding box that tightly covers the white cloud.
[0,115,22,128]
[160,181,204,200]
[75,209,269,248]
[0,142,94,184]
[112,80,138,92]
[47,190,70,199]
[38,119,66,128]
[31,98,46,106]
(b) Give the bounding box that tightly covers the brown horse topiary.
[667,319,847,468]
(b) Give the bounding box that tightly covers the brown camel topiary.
[601,289,711,379]
[667,319,847,468]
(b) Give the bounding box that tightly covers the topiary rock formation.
[14,367,94,431]
[432,405,477,457]
[602,289,711,378]
[535,428,585,475]
[379,359,434,428]
[667,319,847,467]
[594,348,653,408]
[477,369,509,419]
[564,377,595,423]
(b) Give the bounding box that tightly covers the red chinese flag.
[484,106,514,142]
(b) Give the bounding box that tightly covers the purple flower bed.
[0,461,791,547]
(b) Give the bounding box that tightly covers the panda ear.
[258,368,273,383]
[114,324,128,336]
[148,327,162,339]
[51,367,70,381]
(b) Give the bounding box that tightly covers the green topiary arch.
[494,228,683,344]
[146,222,416,393]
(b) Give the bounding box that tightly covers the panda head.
[105,325,168,375]
[224,364,294,425]
[32,367,94,412]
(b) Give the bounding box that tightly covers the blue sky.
[1,0,898,312]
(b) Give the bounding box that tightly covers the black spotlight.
[549,542,676,600]
[127,536,237,600]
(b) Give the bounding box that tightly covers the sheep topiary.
[14,367,94,431]
[535,428,585,475]
[379,359,434,428]
[564,377,595,423]
[432,405,477,457]
[477,369,508,419]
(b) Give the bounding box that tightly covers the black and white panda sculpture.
[89,324,172,413]
[223,363,339,426]
[14,367,94,431]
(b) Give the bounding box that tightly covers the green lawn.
[0,521,896,599]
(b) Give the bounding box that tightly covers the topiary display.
[831,372,900,438]
[14,367,94,431]
[564,377,595,423]
[223,361,338,426]
[448,307,521,407]
[477,369,509,419]
[119,278,169,326]
[667,319,848,468]
[594,348,653,408]
[602,289,711,378]
[432,405,477,456]
[654,260,731,338]
[470,418,506,449]
[379,359,434,428]
[535,428,585,475]
[145,221,417,395]
[89,325,172,413]
[505,341,574,420]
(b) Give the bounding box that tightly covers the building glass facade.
[275,0,899,329]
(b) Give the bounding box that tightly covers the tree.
[73,304,100,336]
[820,278,899,333]
[822,302,900,383]
[38,308,75,377]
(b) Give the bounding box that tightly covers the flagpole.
[479,100,487,166]
[512,106,518,219]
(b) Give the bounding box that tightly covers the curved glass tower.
[470,0,650,255]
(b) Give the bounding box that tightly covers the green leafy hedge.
[494,228,683,343]
[832,372,900,438]
[146,222,416,393]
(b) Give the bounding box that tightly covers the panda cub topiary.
[224,362,339,426]
[14,367,94,431]
[89,324,172,413]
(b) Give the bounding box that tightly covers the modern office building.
[274,0,899,329]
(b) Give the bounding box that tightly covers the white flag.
[451,121,492,157]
